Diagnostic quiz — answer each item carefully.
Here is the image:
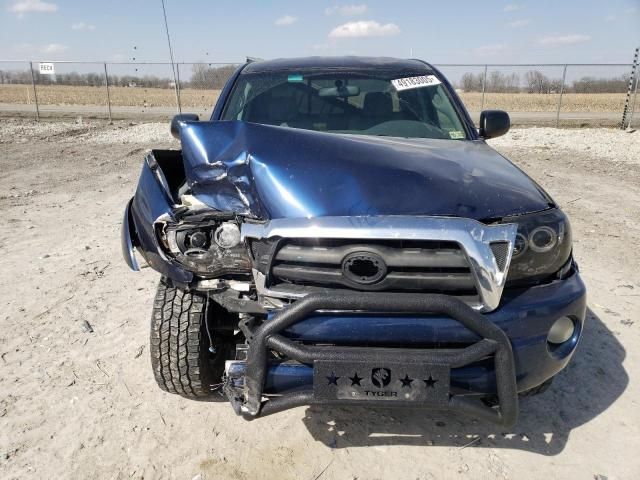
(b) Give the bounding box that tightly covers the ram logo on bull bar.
[371,368,391,388]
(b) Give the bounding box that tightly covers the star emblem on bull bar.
[326,371,340,385]
[424,374,438,388]
[400,374,414,388]
[349,372,363,386]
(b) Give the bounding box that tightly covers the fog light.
[547,316,575,344]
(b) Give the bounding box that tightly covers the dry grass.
[0,84,221,109]
[459,92,626,112]
[0,84,626,113]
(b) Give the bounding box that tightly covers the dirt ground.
[1,119,639,480]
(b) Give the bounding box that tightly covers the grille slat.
[276,243,468,269]
[268,239,478,296]
[273,264,476,291]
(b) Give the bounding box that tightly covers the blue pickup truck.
[121,56,586,427]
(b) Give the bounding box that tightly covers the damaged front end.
[122,147,255,289]
[121,120,585,427]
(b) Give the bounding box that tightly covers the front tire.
[150,279,227,399]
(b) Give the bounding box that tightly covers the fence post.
[481,65,488,111]
[104,63,113,123]
[555,64,568,128]
[621,47,639,129]
[29,61,40,121]
[628,73,639,129]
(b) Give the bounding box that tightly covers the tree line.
[458,70,630,94]
[0,64,238,89]
[0,65,630,94]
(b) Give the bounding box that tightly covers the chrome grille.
[242,216,517,312]
[270,239,478,295]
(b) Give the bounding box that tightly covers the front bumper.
[225,293,523,426]
[224,272,586,426]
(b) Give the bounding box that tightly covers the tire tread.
[150,279,213,398]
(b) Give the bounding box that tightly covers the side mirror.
[170,113,199,140]
[479,110,510,139]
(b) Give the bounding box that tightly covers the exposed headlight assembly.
[503,208,573,285]
[158,215,251,278]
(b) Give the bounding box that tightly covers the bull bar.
[224,292,518,427]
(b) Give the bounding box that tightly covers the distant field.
[0,84,626,113]
[458,92,626,112]
[0,84,221,109]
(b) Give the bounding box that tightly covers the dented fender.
[122,154,193,283]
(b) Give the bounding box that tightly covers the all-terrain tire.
[150,278,224,399]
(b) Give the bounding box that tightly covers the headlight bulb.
[529,226,557,253]
[188,231,208,249]
[512,233,528,257]
[214,223,241,249]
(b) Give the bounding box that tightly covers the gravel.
[1,119,639,480]
[2,120,637,165]
[0,118,175,145]
[87,122,175,144]
[489,127,640,165]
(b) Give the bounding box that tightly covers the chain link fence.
[0,61,239,121]
[0,60,637,128]
[436,63,636,127]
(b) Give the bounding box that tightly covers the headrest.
[268,95,298,123]
[363,92,392,116]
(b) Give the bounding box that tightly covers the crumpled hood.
[180,121,552,220]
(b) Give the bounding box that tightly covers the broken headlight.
[160,218,251,277]
[503,208,573,285]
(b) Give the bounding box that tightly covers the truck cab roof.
[242,56,435,74]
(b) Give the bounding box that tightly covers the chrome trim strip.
[254,270,305,300]
[121,198,140,271]
[242,216,517,312]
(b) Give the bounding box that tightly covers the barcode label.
[391,75,441,91]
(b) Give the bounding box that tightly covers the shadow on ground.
[302,309,627,455]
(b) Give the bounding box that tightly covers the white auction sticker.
[391,75,441,91]
[39,62,55,75]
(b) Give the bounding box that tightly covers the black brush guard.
[224,293,518,427]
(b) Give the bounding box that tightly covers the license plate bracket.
[313,360,450,405]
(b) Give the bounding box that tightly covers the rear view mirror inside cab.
[318,84,360,98]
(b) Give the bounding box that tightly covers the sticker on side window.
[391,75,441,91]
[449,130,465,139]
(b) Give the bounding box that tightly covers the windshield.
[221,70,468,140]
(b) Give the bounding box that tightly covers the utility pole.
[161,0,182,114]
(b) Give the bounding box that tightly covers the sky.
[0,0,639,64]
